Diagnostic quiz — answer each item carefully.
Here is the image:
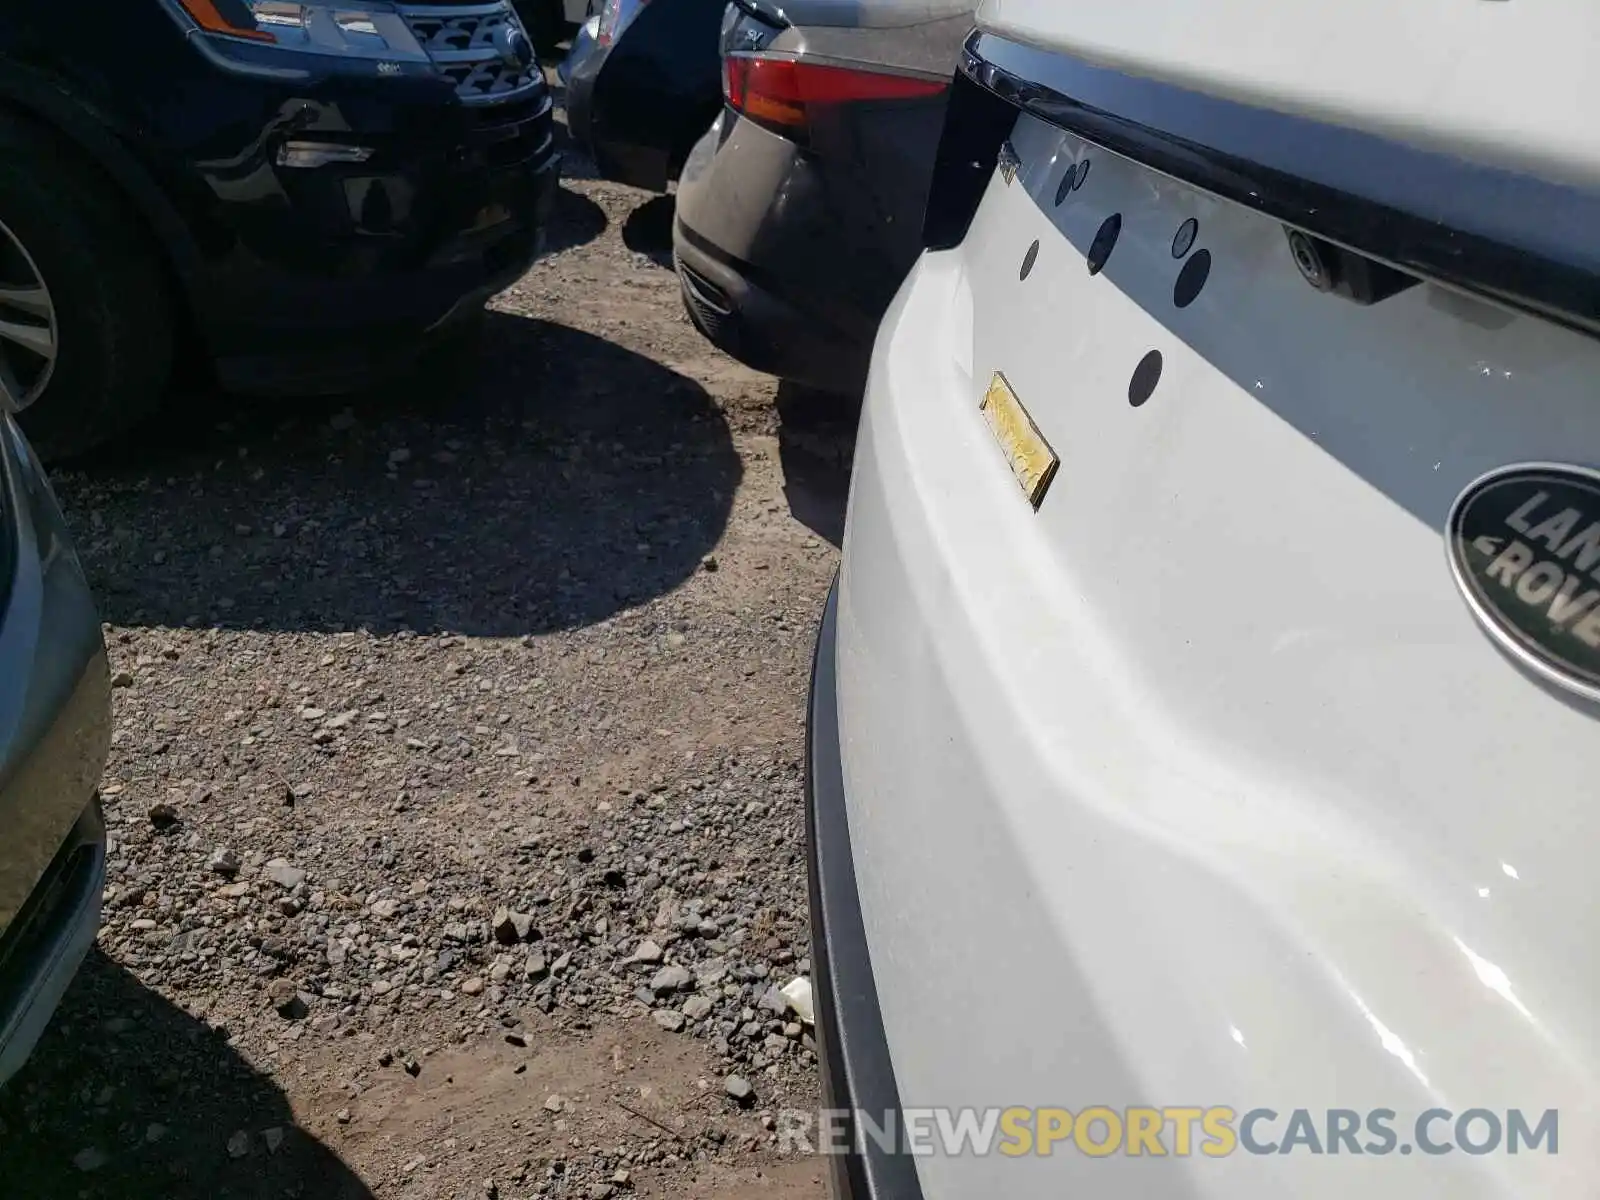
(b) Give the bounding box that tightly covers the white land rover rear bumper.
[832,80,1600,1197]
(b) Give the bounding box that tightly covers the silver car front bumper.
[0,803,104,1086]
[0,416,110,1087]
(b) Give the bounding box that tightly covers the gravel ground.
[0,100,860,1199]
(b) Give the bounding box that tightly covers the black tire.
[0,117,173,461]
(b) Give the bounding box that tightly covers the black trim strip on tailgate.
[951,30,1600,336]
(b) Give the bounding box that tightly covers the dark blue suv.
[0,0,559,458]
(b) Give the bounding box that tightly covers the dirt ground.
[0,102,860,1199]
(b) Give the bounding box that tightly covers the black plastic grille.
[677,261,736,345]
[398,2,542,105]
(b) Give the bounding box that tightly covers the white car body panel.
[980,0,1600,188]
[836,97,1600,1197]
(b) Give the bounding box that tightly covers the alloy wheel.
[0,217,56,411]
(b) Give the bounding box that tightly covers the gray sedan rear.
[673,0,973,395]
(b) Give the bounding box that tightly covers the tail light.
[597,0,648,47]
[724,55,948,140]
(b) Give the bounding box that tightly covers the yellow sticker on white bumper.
[980,372,1058,509]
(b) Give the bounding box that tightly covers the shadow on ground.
[0,950,370,1199]
[622,195,676,268]
[545,183,608,255]
[775,382,860,548]
[53,311,741,636]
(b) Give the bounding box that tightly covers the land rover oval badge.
[1449,463,1600,701]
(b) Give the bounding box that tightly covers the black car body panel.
[672,0,971,393]
[0,0,559,395]
[562,0,728,191]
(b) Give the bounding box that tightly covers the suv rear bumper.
[806,580,926,1200]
